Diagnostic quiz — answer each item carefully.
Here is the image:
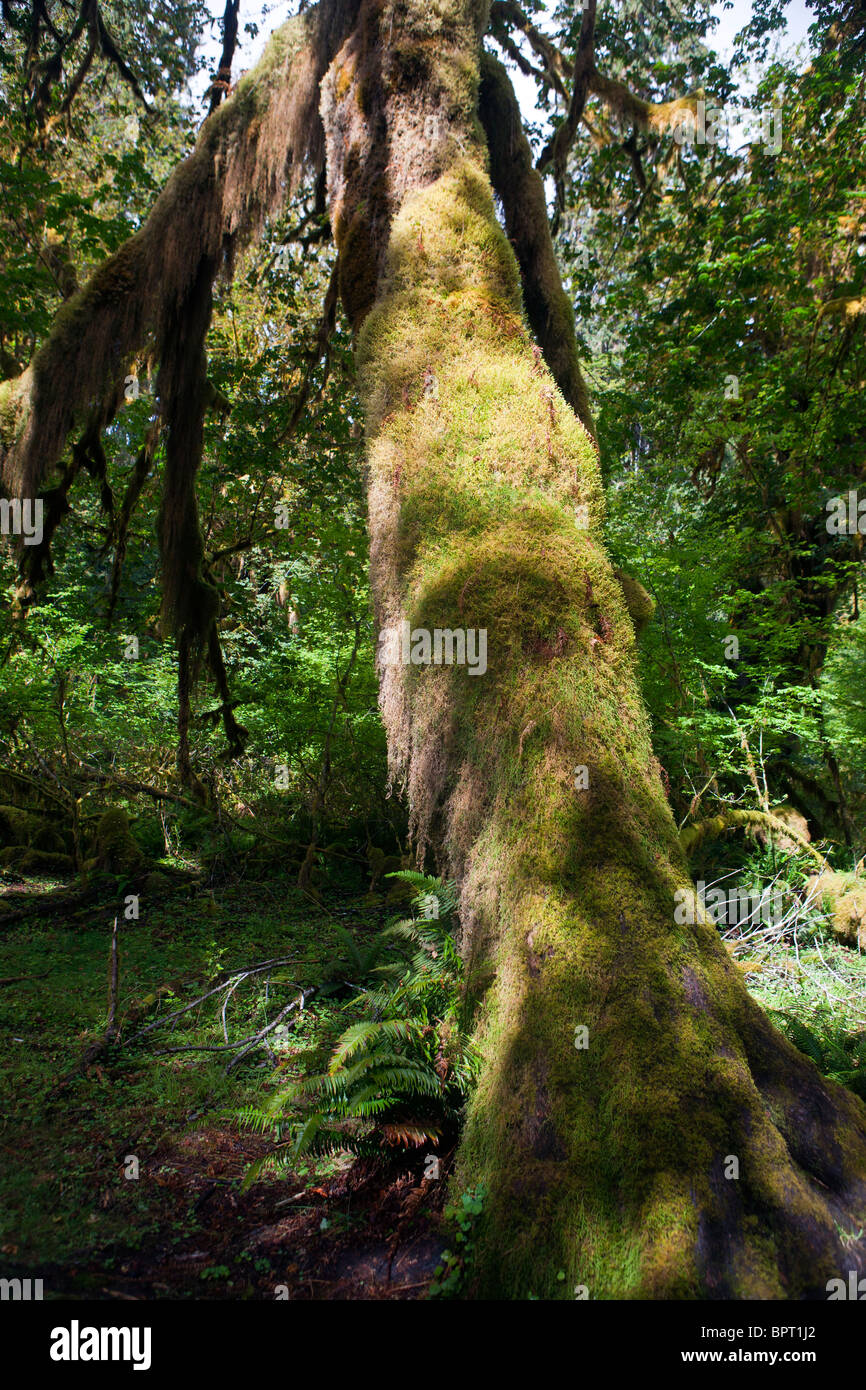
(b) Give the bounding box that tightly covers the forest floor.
[0,867,448,1300]
[2,856,864,1301]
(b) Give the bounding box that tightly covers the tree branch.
[489,0,571,99]
[536,0,597,185]
[208,0,241,115]
[680,808,827,867]
[1,1,351,505]
[479,52,596,441]
[587,70,703,135]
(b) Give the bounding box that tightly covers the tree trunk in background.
[321,0,866,1297]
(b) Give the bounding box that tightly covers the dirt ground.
[8,1127,448,1301]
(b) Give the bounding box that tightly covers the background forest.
[1,0,865,1300]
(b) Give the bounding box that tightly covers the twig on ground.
[106,916,120,1042]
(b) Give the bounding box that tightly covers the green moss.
[0,371,32,450]
[230,9,313,111]
[92,808,149,876]
[352,55,866,1298]
[0,805,67,853]
[0,846,73,877]
[807,870,866,948]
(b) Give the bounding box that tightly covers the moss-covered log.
[680,806,825,867]
[322,0,866,1298]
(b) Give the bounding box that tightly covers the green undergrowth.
[429,1182,487,1298]
[745,939,866,1100]
[0,869,388,1267]
[694,840,866,1102]
[238,872,480,1180]
[4,832,863,1285]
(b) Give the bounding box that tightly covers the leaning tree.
[2,0,865,1298]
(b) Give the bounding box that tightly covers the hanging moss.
[1,1,360,503]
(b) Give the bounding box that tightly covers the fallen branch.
[680,808,828,867]
[125,957,298,1045]
[46,962,215,1096]
[106,915,120,1043]
[226,987,317,1072]
[149,986,318,1070]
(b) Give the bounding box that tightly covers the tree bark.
[321,0,866,1298]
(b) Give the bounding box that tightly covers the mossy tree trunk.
[3,0,865,1298]
[322,0,866,1298]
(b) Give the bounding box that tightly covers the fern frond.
[329,1018,418,1070]
[379,1121,441,1147]
[239,873,474,1187]
[385,870,443,890]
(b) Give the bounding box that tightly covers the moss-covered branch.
[478,52,596,439]
[680,807,827,867]
[488,0,703,143]
[813,295,866,339]
[0,0,355,502]
[587,70,703,134]
[535,0,597,182]
[488,0,571,98]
